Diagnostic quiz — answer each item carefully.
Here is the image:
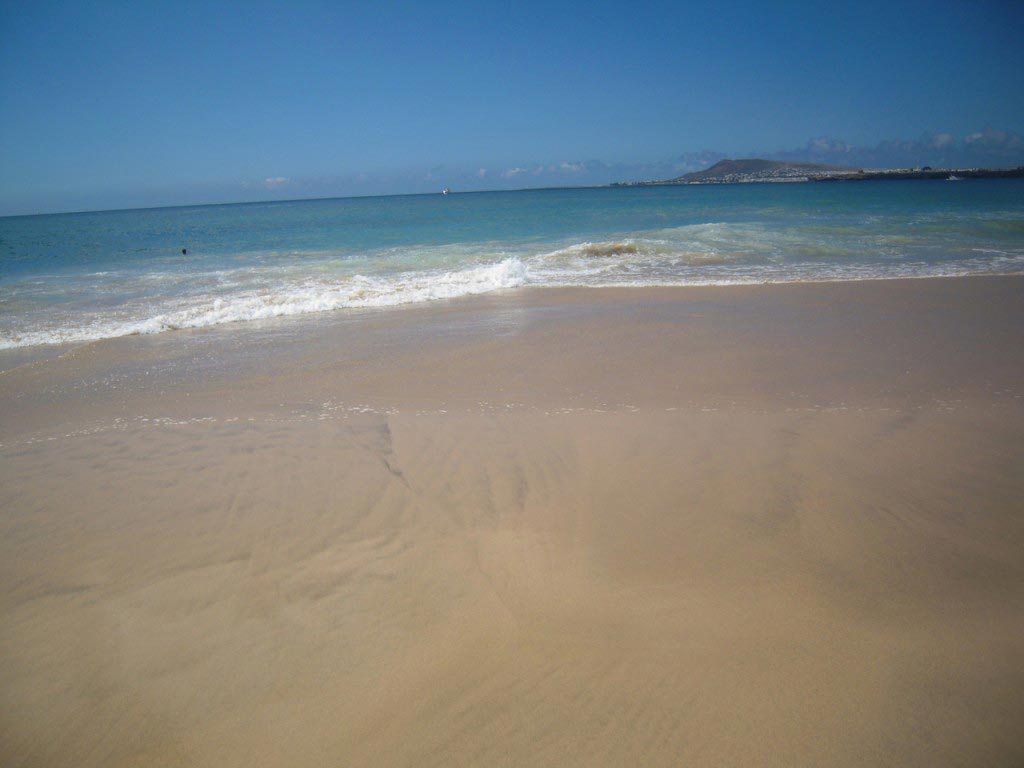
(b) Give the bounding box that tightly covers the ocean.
[2,179,1023,350]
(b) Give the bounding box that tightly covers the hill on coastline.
[665,158,856,184]
[612,157,1024,187]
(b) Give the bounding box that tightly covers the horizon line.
[0,183,616,219]
[5,159,1024,219]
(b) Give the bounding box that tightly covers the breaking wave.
[0,258,529,349]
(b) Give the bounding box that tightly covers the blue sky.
[2,0,1023,214]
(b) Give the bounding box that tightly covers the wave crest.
[0,258,529,349]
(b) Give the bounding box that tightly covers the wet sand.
[2,276,1023,767]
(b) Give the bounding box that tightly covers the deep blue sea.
[2,180,1023,349]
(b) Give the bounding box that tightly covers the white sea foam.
[0,258,529,349]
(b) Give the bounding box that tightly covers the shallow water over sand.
[2,278,1023,767]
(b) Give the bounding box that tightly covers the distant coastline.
[613,158,1024,187]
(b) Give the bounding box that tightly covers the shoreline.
[3,271,1023,363]
[2,275,1022,438]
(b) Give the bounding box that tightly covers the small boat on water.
[442,187,451,195]
[946,174,963,181]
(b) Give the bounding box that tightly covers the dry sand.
[1,277,1023,767]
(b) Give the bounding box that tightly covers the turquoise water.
[2,180,1022,348]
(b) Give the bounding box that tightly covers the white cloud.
[930,132,954,149]
[263,176,290,188]
[806,137,850,154]
[964,128,1021,149]
[559,161,583,172]
[502,167,526,178]
[477,168,488,178]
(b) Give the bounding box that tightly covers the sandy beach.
[2,276,1023,767]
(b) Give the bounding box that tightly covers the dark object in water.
[580,241,638,257]
[182,248,187,255]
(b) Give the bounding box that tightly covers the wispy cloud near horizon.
[774,128,1024,170]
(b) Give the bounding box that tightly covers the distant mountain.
[612,156,1024,188]
[667,158,856,184]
